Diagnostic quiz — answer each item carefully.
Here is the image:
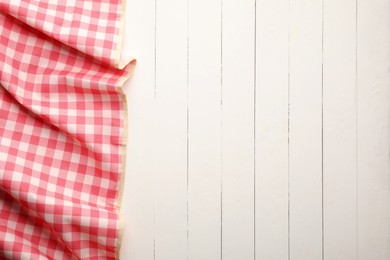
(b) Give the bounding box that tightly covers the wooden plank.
[322,0,357,259]
[289,0,323,259]
[221,0,255,259]
[255,0,289,259]
[153,0,188,259]
[357,0,390,259]
[120,0,156,259]
[187,0,222,258]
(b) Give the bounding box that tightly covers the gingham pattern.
[0,0,125,67]
[0,1,134,259]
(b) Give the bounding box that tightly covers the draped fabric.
[0,1,135,259]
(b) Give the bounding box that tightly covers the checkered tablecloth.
[0,1,135,259]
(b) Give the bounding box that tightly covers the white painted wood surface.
[120,0,390,259]
[289,0,323,259]
[255,0,289,259]
[357,0,390,259]
[222,1,255,260]
[323,0,357,259]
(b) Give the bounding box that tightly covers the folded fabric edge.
[117,0,135,70]
[114,0,137,257]
[114,57,137,259]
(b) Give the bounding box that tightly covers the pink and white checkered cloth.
[0,1,136,259]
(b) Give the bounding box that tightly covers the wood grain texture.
[154,0,188,259]
[323,0,357,259]
[357,0,390,259]
[255,0,289,259]
[221,0,255,259]
[187,0,222,259]
[289,0,323,259]
[119,0,390,259]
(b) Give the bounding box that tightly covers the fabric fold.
[0,1,135,259]
[0,0,133,68]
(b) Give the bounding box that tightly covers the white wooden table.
[120,0,390,259]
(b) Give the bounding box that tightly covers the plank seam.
[287,0,291,259]
[186,0,190,259]
[355,0,359,259]
[253,0,257,259]
[220,0,223,259]
[153,0,157,259]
